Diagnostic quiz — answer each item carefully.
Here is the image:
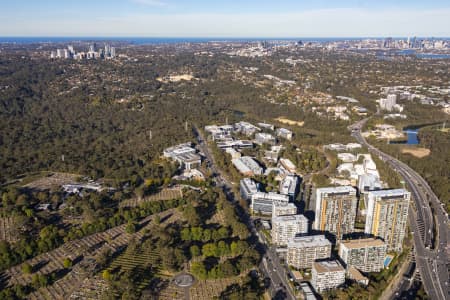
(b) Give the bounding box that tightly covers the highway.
[193,126,295,300]
[349,118,449,300]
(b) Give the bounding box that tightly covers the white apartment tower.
[365,189,410,252]
[286,235,332,269]
[339,238,387,272]
[271,214,308,246]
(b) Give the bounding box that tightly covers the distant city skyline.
[1,0,450,37]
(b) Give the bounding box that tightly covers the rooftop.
[313,260,345,273]
[316,185,356,195]
[340,238,386,249]
[273,214,308,223]
[288,235,331,248]
[368,189,410,198]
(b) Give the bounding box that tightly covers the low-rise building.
[272,214,308,246]
[300,282,317,300]
[311,260,345,293]
[204,124,234,140]
[257,122,275,131]
[225,147,241,159]
[255,132,276,145]
[163,143,201,170]
[286,235,332,269]
[216,139,253,149]
[347,266,369,286]
[278,158,297,174]
[240,178,259,201]
[279,174,299,200]
[358,174,382,194]
[337,153,357,163]
[232,156,263,176]
[234,121,260,136]
[251,192,289,215]
[276,128,293,140]
[272,201,298,218]
[339,238,387,273]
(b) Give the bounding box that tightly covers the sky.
[1,0,450,37]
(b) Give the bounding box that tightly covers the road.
[349,118,449,300]
[193,126,296,300]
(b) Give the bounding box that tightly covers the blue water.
[384,256,393,268]
[405,129,419,145]
[0,36,409,45]
[389,129,419,145]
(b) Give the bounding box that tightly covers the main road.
[349,118,449,300]
[193,126,295,300]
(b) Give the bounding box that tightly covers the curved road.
[349,119,449,300]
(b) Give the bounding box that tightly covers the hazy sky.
[1,0,450,37]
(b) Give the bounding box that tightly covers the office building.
[311,260,345,293]
[163,143,201,170]
[358,174,382,194]
[240,178,259,201]
[286,235,332,269]
[365,189,410,252]
[314,186,357,240]
[234,121,260,136]
[232,156,263,176]
[279,174,299,200]
[276,128,293,140]
[258,122,275,131]
[379,94,397,111]
[272,201,297,218]
[278,158,297,174]
[255,133,276,145]
[272,214,308,246]
[339,238,387,272]
[251,192,289,215]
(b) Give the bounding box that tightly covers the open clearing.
[275,117,304,127]
[22,172,79,190]
[157,74,195,83]
[401,147,431,158]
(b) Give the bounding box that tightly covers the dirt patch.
[401,147,430,158]
[275,117,304,127]
[23,172,80,190]
[157,74,195,83]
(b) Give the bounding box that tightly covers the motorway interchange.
[197,122,448,300]
[350,119,449,300]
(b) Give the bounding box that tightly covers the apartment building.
[314,186,358,240]
[339,238,387,272]
[240,178,259,201]
[365,189,410,252]
[312,260,346,293]
[272,214,308,246]
[286,235,332,269]
[272,201,298,218]
[251,192,289,215]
